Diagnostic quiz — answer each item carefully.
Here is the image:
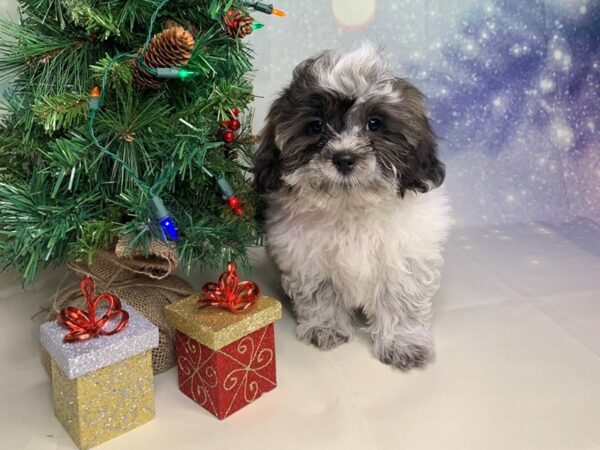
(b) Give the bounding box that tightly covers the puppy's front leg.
[367,291,435,371]
[283,276,354,350]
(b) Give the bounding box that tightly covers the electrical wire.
[136,0,170,75]
[88,0,171,196]
[88,54,153,193]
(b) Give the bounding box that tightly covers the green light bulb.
[252,22,264,31]
[178,69,199,80]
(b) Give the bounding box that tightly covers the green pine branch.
[0,178,103,283]
[62,0,122,41]
[109,0,164,32]
[0,13,98,95]
[69,218,122,265]
[32,92,88,132]
[91,55,133,90]
[19,0,69,29]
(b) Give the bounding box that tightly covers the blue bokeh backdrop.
[250,0,600,227]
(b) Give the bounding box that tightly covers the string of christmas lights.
[179,118,245,216]
[88,1,284,240]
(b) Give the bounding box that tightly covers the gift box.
[165,267,281,420]
[40,284,159,449]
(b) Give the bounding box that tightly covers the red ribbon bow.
[58,276,129,342]
[198,261,259,313]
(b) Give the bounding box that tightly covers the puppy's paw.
[375,333,435,370]
[297,323,352,350]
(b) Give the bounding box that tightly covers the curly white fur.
[258,44,452,370]
[265,186,451,369]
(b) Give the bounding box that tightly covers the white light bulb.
[332,0,376,30]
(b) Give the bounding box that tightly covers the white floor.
[1,221,600,450]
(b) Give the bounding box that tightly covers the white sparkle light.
[551,121,574,149]
[539,78,555,92]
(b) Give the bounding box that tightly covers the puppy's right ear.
[255,93,289,193]
[254,120,282,194]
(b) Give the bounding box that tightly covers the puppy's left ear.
[403,114,445,194]
[395,80,446,195]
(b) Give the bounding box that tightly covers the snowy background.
[248,0,600,228]
[1,0,598,228]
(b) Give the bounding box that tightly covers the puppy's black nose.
[332,153,356,175]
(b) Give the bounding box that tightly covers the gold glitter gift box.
[165,294,282,420]
[40,303,159,449]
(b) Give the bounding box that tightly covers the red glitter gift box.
[165,264,281,420]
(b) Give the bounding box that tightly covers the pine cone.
[163,19,201,38]
[132,25,195,90]
[224,9,254,39]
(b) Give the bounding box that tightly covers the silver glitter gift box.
[41,302,158,449]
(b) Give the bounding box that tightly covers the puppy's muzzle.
[332,152,357,175]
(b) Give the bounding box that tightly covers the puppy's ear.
[254,96,285,193]
[395,79,445,195]
[400,113,445,195]
[254,123,282,193]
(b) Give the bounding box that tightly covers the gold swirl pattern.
[176,324,277,419]
[220,326,275,417]
[176,331,219,416]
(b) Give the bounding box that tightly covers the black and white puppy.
[255,44,451,370]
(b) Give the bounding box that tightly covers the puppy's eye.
[367,118,382,131]
[307,119,324,134]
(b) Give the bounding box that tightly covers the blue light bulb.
[160,216,178,241]
[151,195,179,241]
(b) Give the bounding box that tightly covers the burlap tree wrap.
[40,242,194,375]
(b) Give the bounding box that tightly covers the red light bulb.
[227,196,244,216]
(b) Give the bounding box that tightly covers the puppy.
[254,44,451,370]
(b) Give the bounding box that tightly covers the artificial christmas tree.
[0,0,277,284]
